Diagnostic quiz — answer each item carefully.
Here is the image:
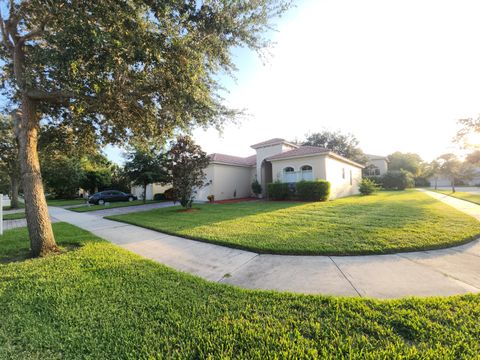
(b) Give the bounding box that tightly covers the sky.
[187,0,480,162]
[3,1,479,163]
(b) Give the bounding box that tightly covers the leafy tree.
[0,115,20,208]
[301,130,367,164]
[466,150,480,165]
[387,152,423,176]
[437,154,474,193]
[381,170,415,190]
[167,136,210,209]
[42,155,84,199]
[427,160,441,190]
[79,154,114,195]
[0,0,289,256]
[301,130,368,164]
[124,145,168,204]
[456,116,480,146]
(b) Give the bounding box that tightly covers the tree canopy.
[300,130,367,164]
[124,144,168,203]
[387,152,424,176]
[167,135,210,208]
[0,0,291,256]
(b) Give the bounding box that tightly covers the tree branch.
[26,89,74,104]
[0,9,13,52]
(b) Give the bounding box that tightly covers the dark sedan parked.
[88,190,137,205]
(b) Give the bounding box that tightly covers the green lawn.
[46,199,87,207]
[435,190,480,205]
[2,212,26,220]
[2,203,25,211]
[107,190,480,255]
[70,200,164,212]
[0,224,479,358]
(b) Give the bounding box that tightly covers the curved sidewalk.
[49,190,480,299]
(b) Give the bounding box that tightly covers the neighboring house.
[196,138,364,201]
[430,167,480,187]
[364,154,389,176]
[131,183,171,201]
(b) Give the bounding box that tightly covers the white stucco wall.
[325,157,362,199]
[131,183,171,200]
[270,155,327,182]
[197,163,253,201]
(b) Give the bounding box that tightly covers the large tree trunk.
[9,174,20,209]
[15,100,58,257]
[451,179,456,193]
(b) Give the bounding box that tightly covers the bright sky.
[189,0,480,162]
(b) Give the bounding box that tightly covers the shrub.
[414,176,431,188]
[267,181,289,200]
[296,180,331,201]
[163,188,175,200]
[153,193,165,201]
[359,178,380,195]
[207,195,215,203]
[381,170,415,190]
[251,179,262,196]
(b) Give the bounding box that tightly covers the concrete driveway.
[48,190,480,299]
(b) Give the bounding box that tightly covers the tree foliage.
[0,0,290,256]
[0,115,20,207]
[42,155,84,199]
[167,136,210,208]
[387,152,423,176]
[124,144,168,203]
[301,130,367,164]
[437,153,475,192]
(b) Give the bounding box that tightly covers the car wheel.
[128,197,134,202]
[98,199,105,205]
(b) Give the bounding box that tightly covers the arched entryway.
[260,160,272,196]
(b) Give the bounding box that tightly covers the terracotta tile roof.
[266,146,329,161]
[209,153,256,167]
[250,138,298,149]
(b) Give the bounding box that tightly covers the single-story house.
[131,183,171,201]
[196,138,365,201]
[364,154,389,177]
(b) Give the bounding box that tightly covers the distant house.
[131,183,170,201]
[195,138,364,201]
[364,154,389,177]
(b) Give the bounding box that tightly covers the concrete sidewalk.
[49,190,480,299]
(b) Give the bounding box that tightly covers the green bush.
[296,180,331,201]
[381,170,415,190]
[414,176,431,188]
[359,178,380,195]
[153,193,165,201]
[251,179,262,196]
[267,181,289,200]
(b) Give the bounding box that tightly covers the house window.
[365,165,381,177]
[300,165,313,181]
[350,170,353,185]
[283,167,296,183]
[342,168,345,179]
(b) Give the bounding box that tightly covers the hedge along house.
[196,138,364,201]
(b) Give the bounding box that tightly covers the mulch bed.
[213,197,259,204]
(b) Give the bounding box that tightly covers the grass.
[70,200,164,212]
[2,203,25,210]
[2,212,26,220]
[107,190,480,255]
[46,199,87,207]
[435,189,480,205]
[0,223,479,358]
